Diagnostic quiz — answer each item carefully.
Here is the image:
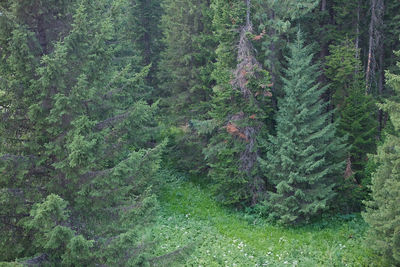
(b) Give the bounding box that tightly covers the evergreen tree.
[363,52,400,265]
[325,41,364,106]
[157,0,216,174]
[0,0,74,259]
[159,0,215,117]
[253,0,319,101]
[260,32,345,225]
[0,0,164,264]
[129,0,163,89]
[335,86,378,211]
[198,0,273,205]
[325,42,378,210]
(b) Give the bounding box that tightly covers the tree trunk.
[355,0,360,63]
[321,0,326,11]
[366,0,384,94]
[366,0,376,93]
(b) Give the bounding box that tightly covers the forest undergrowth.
[149,170,382,267]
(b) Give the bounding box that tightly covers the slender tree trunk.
[355,0,360,61]
[377,0,385,96]
[246,0,251,27]
[366,0,376,93]
[236,0,265,204]
[37,14,47,55]
[268,9,278,109]
[378,28,385,135]
[366,0,384,94]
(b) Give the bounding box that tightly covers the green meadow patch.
[151,175,382,266]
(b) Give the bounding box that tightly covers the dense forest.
[1,0,400,266]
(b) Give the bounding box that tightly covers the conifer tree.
[253,0,319,100]
[363,52,400,265]
[159,0,215,117]
[336,87,378,208]
[325,42,378,210]
[199,0,273,205]
[0,0,163,264]
[157,0,216,174]
[260,32,345,225]
[129,0,163,88]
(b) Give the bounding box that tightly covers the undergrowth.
[151,170,382,266]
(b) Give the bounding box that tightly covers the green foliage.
[336,87,378,209]
[254,0,319,95]
[159,0,216,117]
[260,32,346,225]
[324,41,379,211]
[325,41,363,106]
[363,52,400,265]
[151,173,379,266]
[129,0,163,89]
[23,194,94,264]
[1,0,399,265]
[201,0,273,205]
[0,0,163,264]
[62,235,94,266]
[157,0,217,176]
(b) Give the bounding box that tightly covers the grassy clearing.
[151,174,382,266]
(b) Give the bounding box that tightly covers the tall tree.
[365,0,384,95]
[197,0,273,205]
[129,0,163,88]
[260,32,345,225]
[325,41,378,211]
[253,0,319,101]
[0,0,164,264]
[363,52,400,265]
[157,0,216,174]
[159,0,215,117]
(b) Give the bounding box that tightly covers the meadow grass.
[151,175,382,266]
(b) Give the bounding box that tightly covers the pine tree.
[334,86,378,211]
[198,0,273,205]
[129,0,163,89]
[260,32,346,225]
[157,0,216,174]
[363,52,400,265]
[0,0,164,264]
[159,0,215,117]
[253,0,319,100]
[325,42,378,210]
[325,41,364,106]
[0,0,73,259]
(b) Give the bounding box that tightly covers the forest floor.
[151,172,381,266]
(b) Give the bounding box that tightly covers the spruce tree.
[363,52,400,265]
[0,0,163,264]
[197,0,273,205]
[157,0,216,174]
[129,0,163,89]
[336,87,378,210]
[260,32,345,225]
[253,0,319,100]
[325,42,378,210]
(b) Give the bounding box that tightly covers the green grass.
[151,174,383,266]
